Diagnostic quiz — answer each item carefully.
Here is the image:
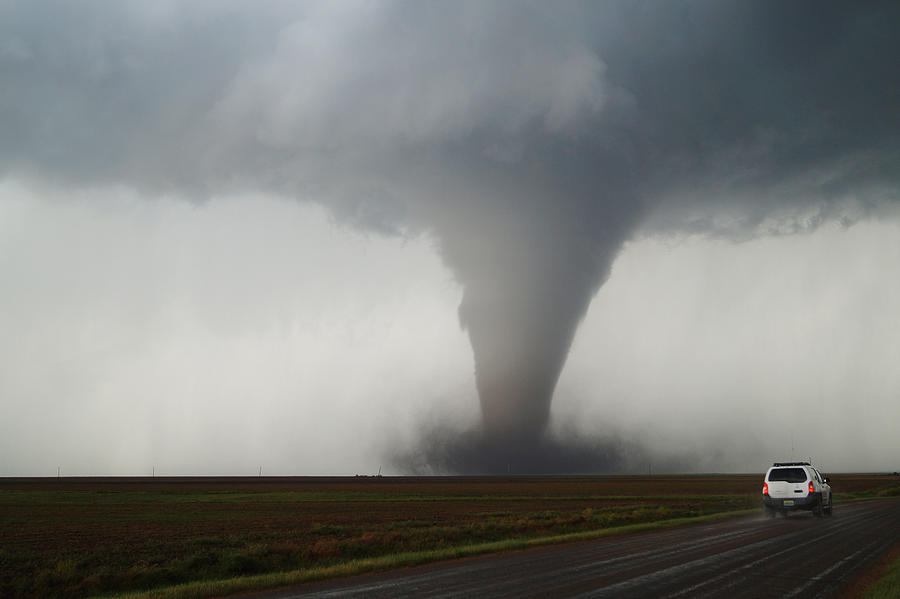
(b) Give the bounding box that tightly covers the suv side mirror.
[823,477,830,484]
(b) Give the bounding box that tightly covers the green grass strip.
[865,552,900,599]
[95,508,756,599]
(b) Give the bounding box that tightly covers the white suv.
[762,462,832,518]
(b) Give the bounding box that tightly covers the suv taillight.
[808,481,815,494]
[763,482,769,495]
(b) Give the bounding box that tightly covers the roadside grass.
[98,509,757,599]
[850,485,900,499]
[865,552,900,599]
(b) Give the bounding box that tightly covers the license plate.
[784,500,794,506]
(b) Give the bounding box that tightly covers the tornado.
[431,193,635,470]
[3,1,900,473]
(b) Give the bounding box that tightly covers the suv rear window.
[768,468,807,483]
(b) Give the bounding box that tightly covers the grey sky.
[1,1,898,474]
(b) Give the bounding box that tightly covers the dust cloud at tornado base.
[3,1,899,473]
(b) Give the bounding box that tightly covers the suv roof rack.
[772,461,811,467]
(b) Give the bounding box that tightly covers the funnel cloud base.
[392,424,692,475]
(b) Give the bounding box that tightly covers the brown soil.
[1,474,895,598]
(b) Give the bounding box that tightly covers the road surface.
[250,499,900,598]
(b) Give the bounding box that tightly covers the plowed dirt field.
[1,474,896,598]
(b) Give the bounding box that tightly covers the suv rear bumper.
[763,493,821,511]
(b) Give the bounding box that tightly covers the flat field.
[1,474,897,598]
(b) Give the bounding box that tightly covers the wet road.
[251,499,900,598]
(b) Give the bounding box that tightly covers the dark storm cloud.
[3,1,899,472]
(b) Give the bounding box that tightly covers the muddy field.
[2,474,897,598]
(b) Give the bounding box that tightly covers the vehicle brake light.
[808,481,815,494]
[763,482,769,495]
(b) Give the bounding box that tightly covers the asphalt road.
[252,499,900,599]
